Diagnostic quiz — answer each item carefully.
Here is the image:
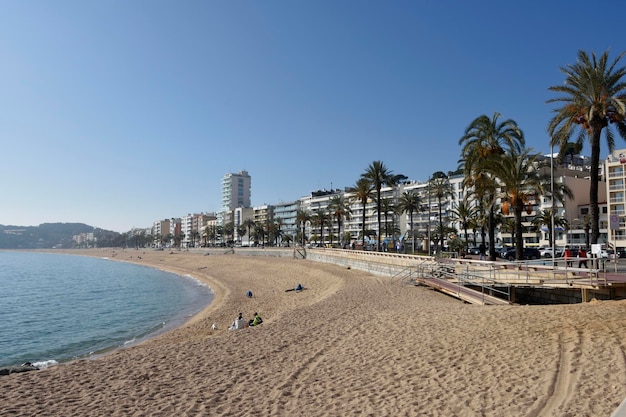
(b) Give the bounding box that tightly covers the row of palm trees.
[184,49,626,258]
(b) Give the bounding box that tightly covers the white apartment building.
[220,170,251,225]
[605,149,626,251]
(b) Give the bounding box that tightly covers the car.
[539,247,564,258]
[501,247,541,261]
[467,247,481,255]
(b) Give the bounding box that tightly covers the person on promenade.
[229,313,246,330]
[564,248,574,267]
[479,243,486,261]
[578,248,588,268]
[248,312,263,327]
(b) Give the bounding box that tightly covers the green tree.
[548,49,626,244]
[397,190,422,253]
[328,195,352,247]
[360,161,406,251]
[350,178,373,249]
[449,193,478,252]
[312,209,330,246]
[532,209,568,251]
[459,112,525,260]
[429,173,454,253]
[376,198,395,246]
[223,222,235,245]
[242,218,256,246]
[296,209,311,246]
[484,147,548,260]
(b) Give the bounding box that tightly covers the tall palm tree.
[377,197,395,245]
[242,218,256,246]
[499,217,516,246]
[295,209,311,246]
[360,161,406,251]
[350,178,373,249]
[484,147,548,260]
[449,193,478,252]
[532,209,568,251]
[274,217,285,246]
[429,173,454,253]
[459,112,525,260]
[548,49,626,244]
[328,195,352,247]
[397,190,422,253]
[312,208,330,246]
[236,224,247,245]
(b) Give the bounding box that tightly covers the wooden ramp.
[415,276,511,306]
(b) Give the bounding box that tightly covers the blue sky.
[1,1,625,232]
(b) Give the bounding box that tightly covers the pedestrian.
[564,248,574,267]
[578,248,588,268]
[479,243,486,261]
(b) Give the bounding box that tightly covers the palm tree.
[377,198,394,243]
[312,208,330,246]
[223,222,234,245]
[328,195,352,248]
[429,173,454,253]
[295,209,311,246]
[360,161,406,251]
[236,224,247,244]
[499,217,516,246]
[253,222,265,246]
[242,218,256,246]
[532,209,568,251]
[350,178,373,249]
[274,217,285,246]
[459,112,525,260]
[397,190,422,253]
[483,147,548,260]
[449,193,478,253]
[547,49,626,244]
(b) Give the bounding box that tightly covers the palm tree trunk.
[589,127,601,244]
[515,200,524,260]
[362,202,366,249]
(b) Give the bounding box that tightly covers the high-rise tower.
[221,170,251,213]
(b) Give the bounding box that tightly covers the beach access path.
[1,248,625,416]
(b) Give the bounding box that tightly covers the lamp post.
[551,145,556,265]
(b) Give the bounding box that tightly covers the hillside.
[0,223,124,249]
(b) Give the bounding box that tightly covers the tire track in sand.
[529,328,584,416]
[266,322,364,416]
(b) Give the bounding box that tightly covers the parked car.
[539,247,563,258]
[467,247,481,255]
[501,247,541,261]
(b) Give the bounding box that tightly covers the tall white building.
[220,170,251,225]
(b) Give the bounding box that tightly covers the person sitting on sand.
[229,313,246,330]
[248,312,263,327]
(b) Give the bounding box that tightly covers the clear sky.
[2,1,625,232]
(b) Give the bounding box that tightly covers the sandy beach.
[1,248,626,416]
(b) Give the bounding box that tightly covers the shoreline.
[1,248,626,416]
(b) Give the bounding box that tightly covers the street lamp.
[551,144,556,265]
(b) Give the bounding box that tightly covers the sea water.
[0,251,213,368]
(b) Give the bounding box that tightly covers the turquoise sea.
[0,251,213,368]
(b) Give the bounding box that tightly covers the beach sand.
[1,248,626,416]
